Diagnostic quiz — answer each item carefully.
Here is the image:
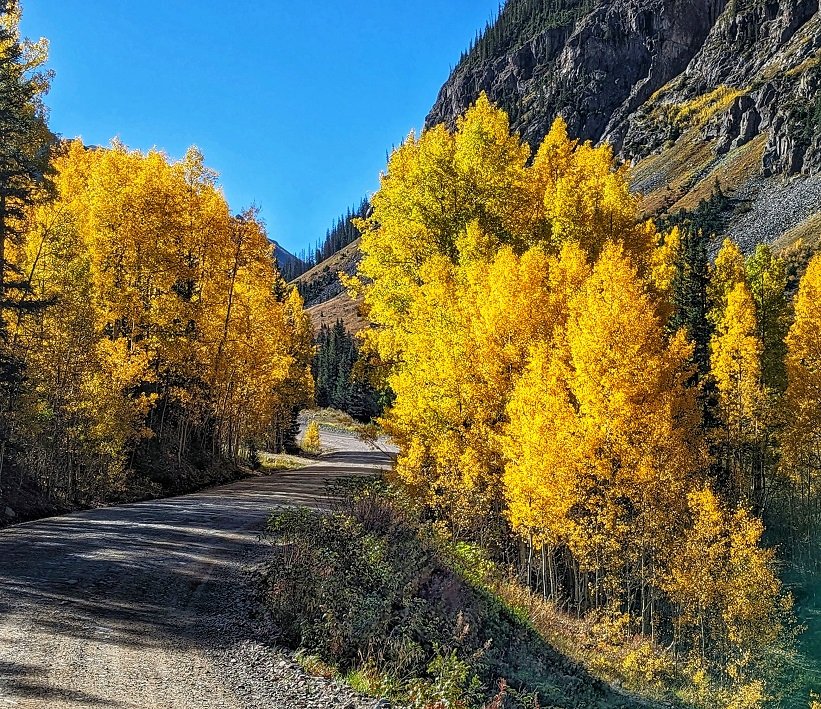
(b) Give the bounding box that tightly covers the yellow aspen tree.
[10,139,313,493]
[530,117,577,196]
[503,339,580,599]
[708,238,747,327]
[564,243,705,626]
[667,487,793,699]
[746,244,788,392]
[710,281,765,506]
[781,254,821,556]
[650,226,682,301]
[268,287,316,452]
[353,95,656,372]
[505,243,706,627]
[452,94,534,251]
[11,195,155,500]
[382,237,592,544]
[354,97,665,545]
[301,420,321,453]
[541,131,654,263]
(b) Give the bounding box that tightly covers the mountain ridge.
[300,0,821,330]
[427,0,821,248]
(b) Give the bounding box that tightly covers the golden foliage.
[351,95,797,704]
[301,420,322,453]
[505,244,706,617]
[668,488,792,691]
[781,254,821,554]
[7,140,313,499]
[711,281,764,436]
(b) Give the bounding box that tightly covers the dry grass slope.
[306,291,367,333]
[294,238,362,289]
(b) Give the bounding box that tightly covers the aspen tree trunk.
[212,221,244,459]
[650,563,656,643]
[527,532,533,589]
[0,193,6,309]
[547,545,555,600]
[0,193,7,498]
[640,553,646,635]
[158,389,169,441]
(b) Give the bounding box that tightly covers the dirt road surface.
[0,428,395,708]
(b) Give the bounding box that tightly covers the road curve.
[0,429,394,708]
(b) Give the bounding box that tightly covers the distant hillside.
[282,201,369,282]
[272,242,302,274]
[292,238,364,331]
[306,291,368,333]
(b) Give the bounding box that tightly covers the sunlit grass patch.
[304,407,364,432]
[256,451,313,471]
[672,85,746,129]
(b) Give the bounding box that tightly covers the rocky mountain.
[300,0,821,328]
[428,0,821,253]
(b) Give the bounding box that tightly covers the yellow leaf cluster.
[301,420,322,453]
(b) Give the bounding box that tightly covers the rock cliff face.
[427,0,821,250]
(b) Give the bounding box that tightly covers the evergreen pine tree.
[312,319,382,421]
[670,228,713,374]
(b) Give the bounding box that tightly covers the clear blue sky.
[20,1,501,255]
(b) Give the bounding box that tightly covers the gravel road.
[0,428,396,709]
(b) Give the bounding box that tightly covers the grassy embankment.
[257,478,699,709]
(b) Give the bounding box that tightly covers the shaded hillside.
[428,0,821,251]
[272,242,302,275]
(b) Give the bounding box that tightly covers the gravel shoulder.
[0,428,395,709]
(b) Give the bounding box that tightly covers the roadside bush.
[261,485,638,708]
[300,420,322,453]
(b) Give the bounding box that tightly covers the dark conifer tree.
[670,228,713,374]
[0,1,56,474]
[313,319,381,421]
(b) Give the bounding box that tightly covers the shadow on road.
[0,448,392,706]
[0,660,118,706]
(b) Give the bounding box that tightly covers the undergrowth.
[259,477,810,707]
[260,478,656,709]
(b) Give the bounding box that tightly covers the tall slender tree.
[746,244,788,392]
[0,0,55,484]
[0,0,55,316]
[781,254,821,558]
